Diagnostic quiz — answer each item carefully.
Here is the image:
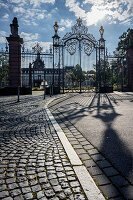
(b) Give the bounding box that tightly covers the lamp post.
[43,64,46,99]
[52,22,60,95]
[99,26,106,92]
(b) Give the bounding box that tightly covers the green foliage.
[0,54,9,87]
[72,64,85,83]
[116,28,131,56]
[87,70,96,75]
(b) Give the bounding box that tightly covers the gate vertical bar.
[79,40,82,93]
[62,45,65,94]
[52,37,54,96]
[96,46,98,91]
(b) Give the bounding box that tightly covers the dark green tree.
[72,64,85,92]
[73,64,85,82]
[0,54,9,87]
[116,28,131,56]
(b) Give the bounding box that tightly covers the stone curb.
[45,98,105,200]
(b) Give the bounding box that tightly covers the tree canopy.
[0,54,9,87]
[72,64,85,83]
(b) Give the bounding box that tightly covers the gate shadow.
[52,93,133,198]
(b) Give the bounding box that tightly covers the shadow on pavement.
[50,93,133,198]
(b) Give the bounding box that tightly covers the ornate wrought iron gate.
[53,18,98,93]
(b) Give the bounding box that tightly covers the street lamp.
[99,26,106,91]
[99,26,104,39]
[52,22,60,95]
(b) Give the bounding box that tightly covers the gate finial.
[77,17,82,26]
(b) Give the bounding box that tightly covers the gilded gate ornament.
[62,18,97,56]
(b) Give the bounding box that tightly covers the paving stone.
[57,192,66,199]
[88,149,99,155]
[120,185,133,199]
[14,194,24,200]
[22,187,32,194]
[73,144,83,149]
[99,184,121,199]
[24,192,33,199]
[75,149,87,155]
[6,178,16,184]
[37,172,46,177]
[68,175,76,181]
[97,160,111,168]
[45,189,55,197]
[53,185,62,192]
[31,184,41,192]
[64,188,72,195]
[0,191,9,198]
[18,181,29,187]
[41,183,51,190]
[79,153,91,161]
[50,178,59,186]
[10,189,22,197]
[57,172,66,178]
[0,184,8,191]
[73,193,86,200]
[72,187,82,193]
[83,144,94,150]
[37,191,45,199]
[29,180,38,186]
[93,174,111,185]
[39,177,48,184]
[110,175,129,187]
[91,154,105,161]
[70,181,80,187]
[103,167,119,177]
[84,159,96,168]
[60,181,69,188]
[88,166,103,176]
[8,183,19,190]
[110,198,125,200]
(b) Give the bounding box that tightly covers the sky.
[0,0,133,69]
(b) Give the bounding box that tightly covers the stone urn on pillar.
[6,17,23,88]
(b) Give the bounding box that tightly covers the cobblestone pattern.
[0,95,87,200]
[49,93,133,200]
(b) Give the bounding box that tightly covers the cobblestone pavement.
[0,95,87,200]
[49,92,133,200]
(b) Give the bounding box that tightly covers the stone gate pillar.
[127,29,133,91]
[6,17,23,87]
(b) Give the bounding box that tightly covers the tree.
[72,64,85,92]
[87,70,96,75]
[116,28,131,56]
[73,64,85,83]
[0,54,9,87]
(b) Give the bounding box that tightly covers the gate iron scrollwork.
[62,17,97,56]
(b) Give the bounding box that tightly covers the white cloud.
[37,13,45,20]
[0,2,9,9]
[66,0,86,20]
[0,31,7,44]
[3,14,9,19]
[59,19,73,28]
[13,7,25,13]
[20,32,39,41]
[65,0,133,26]
[30,0,55,7]
[13,7,48,25]
[8,0,27,7]
[59,27,65,32]
[24,41,52,52]
[0,31,7,37]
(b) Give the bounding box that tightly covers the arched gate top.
[62,18,97,46]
